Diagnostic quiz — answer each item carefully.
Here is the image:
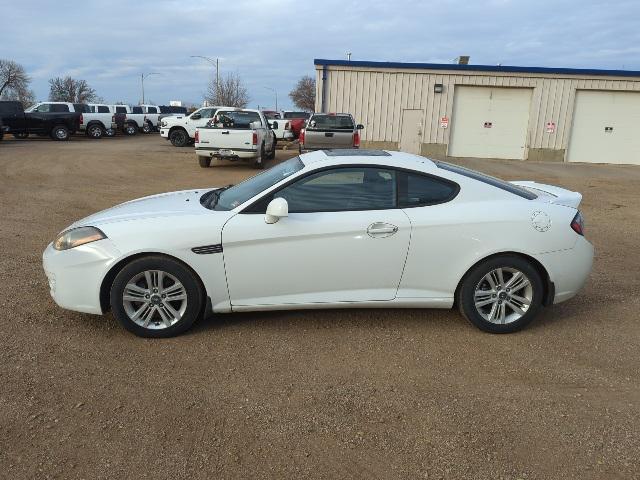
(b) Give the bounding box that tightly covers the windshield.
[211,110,262,129]
[308,114,354,130]
[283,112,310,119]
[202,157,305,211]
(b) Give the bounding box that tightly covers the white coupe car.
[43,150,593,338]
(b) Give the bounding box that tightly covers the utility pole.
[191,55,219,101]
[141,72,159,104]
[263,86,277,111]
[347,52,352,61]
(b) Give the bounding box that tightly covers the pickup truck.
[27,102,116,139]
[158,105,188,124]
[88,104,125,137]
[263,111,294,143]
[281,111,311,138]
[195,108,276,169]
[107,105,152,135]
[299,113,364,152]
[0,100,81,140]
[140,104,162,131]
[160,106,225,147]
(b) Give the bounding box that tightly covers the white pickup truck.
[262,111,294,143]
[27,102,116,139]
[194,109,276,169]
[140,104,161,131]
[108,105,153,134]
[160,106,224,147]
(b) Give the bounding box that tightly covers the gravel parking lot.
[1,135,638,479]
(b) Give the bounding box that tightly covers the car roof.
[299,150,438,173]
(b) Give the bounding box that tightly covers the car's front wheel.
[169,128,188,147]
[458,255,543,333]
[87,124,104,139]
[110,256,204,338]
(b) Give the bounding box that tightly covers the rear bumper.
[534,236,594,304]
[195,147,257,160]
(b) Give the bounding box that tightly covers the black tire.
[169,128,189,147]
[86,124,104,139]
[457,255,543,334]
[199,156,212,168]
[13,132,29,139]
[253,144,266,169]
[267,136,276,160]
[110,255,204,338]
[124,123,138,136]
[142,121,152,134]
[50,125,70,141]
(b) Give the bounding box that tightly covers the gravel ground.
[0,134,638,479]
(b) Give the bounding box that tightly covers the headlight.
[53,226,106,251]
[161,121,166,127]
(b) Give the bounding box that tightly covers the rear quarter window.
[399,172,459,207]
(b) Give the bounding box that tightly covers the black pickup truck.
[0,101,81,141]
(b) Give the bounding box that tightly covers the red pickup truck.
[281,111,311,138]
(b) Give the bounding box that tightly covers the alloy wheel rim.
[122,270,188,330]
[473,267,533,324]
[56,129,66,139]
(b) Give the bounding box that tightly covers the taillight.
[194,130,199,143]
[570,211,585,236]
[252,131,258,145]
[299,129,305,145]
[353,131,360,147]
[285,121,290,130]
[80,113,84,125]
[112,115,115,122]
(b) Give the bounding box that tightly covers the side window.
[115,106,127,114]
[275,167,397,212]
[399,172,458,207]
[132,106,143,114]
[52,104,70,112]
[147,106,157,113]
[200,108,215,118]
[35,104,50,112]
[97,106,109,113]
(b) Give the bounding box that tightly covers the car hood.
[71,189,217,228]
[162,115,187,124]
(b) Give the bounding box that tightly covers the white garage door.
[448,86,533,160]
[567,90,640,165]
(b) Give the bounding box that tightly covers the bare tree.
[205,72,249,108]
[48,76,98,103]
[0,59,34,107]
[288,76,315,112]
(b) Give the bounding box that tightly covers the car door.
[222,166,411,307]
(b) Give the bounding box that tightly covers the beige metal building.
[314,59,640,165]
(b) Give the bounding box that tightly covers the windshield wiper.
[208,184,234,209]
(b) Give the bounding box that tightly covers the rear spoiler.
[511,181,582,208]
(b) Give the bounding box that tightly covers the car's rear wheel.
[142,121,152,134]
[199,156,211,168]
[110,256,203,338]
[105,128,116,137]
[124,123,137,136]
[253,144,265,169]
[458,255,543,333]
[169,128,188,147]
[51,125,70,141]
[87,124,104,139]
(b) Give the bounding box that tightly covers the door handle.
[221,131,230,134]
[367,222,399,238]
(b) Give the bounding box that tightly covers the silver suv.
[299,113,364,152]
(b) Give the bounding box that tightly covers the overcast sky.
[2,0,639,109]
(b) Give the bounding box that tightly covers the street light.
[141,72,159,104]
[263,86,277,111]
[191,55,219,101]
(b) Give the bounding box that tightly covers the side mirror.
[265,197,288,224]
[356,124,364,130]
[271,121,279,130]
[191,112,201,120]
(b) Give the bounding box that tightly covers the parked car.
[42,150,593,338]
[88,104,123,137]
[140,104,162,131]
[107,105,152,134]
[160,106,224,147]
[262,111,294,142]
[158,105,188,124]
[0,100,81,140]
[27,102,115,139]
[281,111,311,138]
[299,113,363,152]
[194,108,276,169]
[108,105,137,135]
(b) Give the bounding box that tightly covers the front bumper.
[160,128,169,138]
[534,236,594,304]
[42,239,122,315]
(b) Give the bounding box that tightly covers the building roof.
[314,59,640,78]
